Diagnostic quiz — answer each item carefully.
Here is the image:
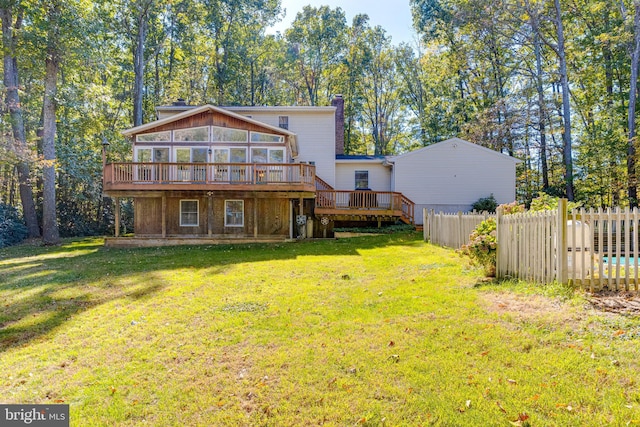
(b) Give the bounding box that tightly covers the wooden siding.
[133,195,290,237]
[134,198,163,235]
[130,110,290,137]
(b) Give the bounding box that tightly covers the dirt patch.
[481,292,581,324]
[587,291,640,316]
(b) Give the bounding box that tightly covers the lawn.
[1,232,640,426]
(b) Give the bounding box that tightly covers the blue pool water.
[603,256,638,266]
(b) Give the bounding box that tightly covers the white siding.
[226,107,337,187]
[335,162,391,191]
[392,138,519,223]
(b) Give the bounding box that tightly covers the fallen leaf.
[388,340,395,347]
[480,351,490,357]
[496,401,507,413]
[614,330,626,336]
[109,386,117,395]
[466,400,472,408]
[507,379,517,385]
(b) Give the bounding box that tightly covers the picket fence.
[425,201,640,292]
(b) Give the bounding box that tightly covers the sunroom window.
[136,131,171,142]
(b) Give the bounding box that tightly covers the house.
[102,98,519,246]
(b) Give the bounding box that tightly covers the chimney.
[331,94,345,155]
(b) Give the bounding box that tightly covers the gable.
[390,138,521,164]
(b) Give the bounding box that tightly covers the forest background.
[2,0,640,244]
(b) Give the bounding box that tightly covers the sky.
[267,0,418,46]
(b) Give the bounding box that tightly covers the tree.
[286,5,347,105]
[0,2,40,238]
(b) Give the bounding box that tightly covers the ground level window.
[355,170,369,189]
[180,200,199,226]
[225,200,244,227]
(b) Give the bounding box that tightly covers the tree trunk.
[1,7,40,237]
[42,48,60,244]
[533,29,549,191]
[133,14,146,127]
[554,0,575,201]
[627,1,640,208]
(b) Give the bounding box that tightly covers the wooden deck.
[315,190,414,224]
[103,162,316,193]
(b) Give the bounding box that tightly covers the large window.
[250,131,284,143]
[174,126,209,142]
[180,200,199,226]
[251,148,284,163]
[136,131,171,142]
[225,200,244,227]
[212,126,248,142]
[355,171,369,189]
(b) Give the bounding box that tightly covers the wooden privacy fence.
[425,200,640,292]
[424,210,493,249]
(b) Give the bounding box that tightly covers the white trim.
[224,200,244,227]
[180,200,199,227]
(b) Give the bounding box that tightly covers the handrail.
[104,162,315,186]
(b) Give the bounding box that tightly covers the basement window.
[180,200,199,226]
[225,200,244,227]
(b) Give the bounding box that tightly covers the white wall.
[392,138,519,223]
[335,162,391,191]
[226,107,337,187]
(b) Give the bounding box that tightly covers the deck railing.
[316,190,403,210]
[104,162,315,186]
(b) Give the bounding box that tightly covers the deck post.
[207,193,213,237]
[162,195,167,238]
[253,197,258,238]
[114,197,120,237]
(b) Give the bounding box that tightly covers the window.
[230,148,246,163]
[279,116,289,130]
[136,131,171,142]
[250,131,284,143]
[269,149,284,163]
[174,126,209,142]
[251,148,268,163]
[180,200,199,226]
[355,170,369,189]
[212,126,248,142]
[251,148,284,163]
[225,200,244,227]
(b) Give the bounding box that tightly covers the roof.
[387,137,522,164]
[122,104,297,138]
[336,154,387,161]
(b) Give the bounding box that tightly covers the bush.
[460,202,525,277]
[471,194,498,213]
[529,192,581,212]
[0,203,28,248]
[460,217,497,276]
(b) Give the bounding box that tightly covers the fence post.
[496,206,503,278]
[556,198,568,285]
[423,208,428,241]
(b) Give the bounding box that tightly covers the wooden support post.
[207,194,213,237]
[253,197,258,238]
[162,195,167,238]
[114,197,120,237]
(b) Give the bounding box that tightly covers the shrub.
[460,202,525,277]
[529,192,581,212]
[0,203,28,248]
[460,217,497,277]
[471,194,498,213]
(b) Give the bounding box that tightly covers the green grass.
[1,232,640,426]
